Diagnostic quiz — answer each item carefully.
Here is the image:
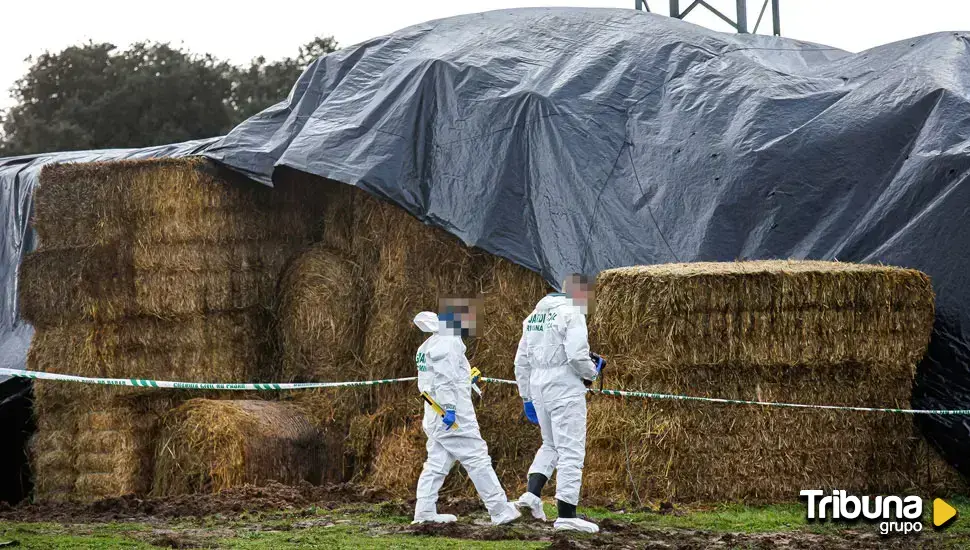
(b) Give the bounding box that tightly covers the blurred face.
[438,296,481,337]
[564,275,595,313]
[460,304,478,337]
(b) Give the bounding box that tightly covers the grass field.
[2,496,967,549]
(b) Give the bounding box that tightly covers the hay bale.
[73,392,176,501]
[287,390,362,483]
[368,421,425,497]
[18,245,134,326]
[152,399,322,496]
[582,260,952,503]
[912,438,968,496]
[592,261,935,372]
[34,158,324,248]
[275,168,358,254]
[472,259,550,371]
[25,311,271,381]
[20,242,300,327]
[29,404,78,503]
[353,194,489,380]
[277,246,366,382]
[31,382,181,502]
[275,243,374,483]
[24,158,330,501]
[22,158,327,327]
[583,365,930,503]
[27,312,272,501]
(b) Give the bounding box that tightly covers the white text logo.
[800,490,923,535]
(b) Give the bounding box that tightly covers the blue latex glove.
[442,409,457,429]
[523,401,539,425]
[584,353,606,386]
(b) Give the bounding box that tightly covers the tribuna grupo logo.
[800,490,923,535]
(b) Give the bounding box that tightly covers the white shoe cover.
[554,516,599,533]
[515,492,547,521]
[490,503,522,526]
[411,513,458,524]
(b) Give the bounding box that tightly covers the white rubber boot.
[412,499,458,524]
[515,492,547,521]
[411,512,458,525]
[411,514,458,525]
[554,516,599,533]
[490,503,522,526]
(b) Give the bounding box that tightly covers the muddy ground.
[0,482,386,523]
[0,482,964,549]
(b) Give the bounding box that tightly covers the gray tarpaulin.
[2,8,969,475]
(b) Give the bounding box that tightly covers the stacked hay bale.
[21,158,326,501]
[29,382,80,502]
[276,243,370,482]
[586,261,964,503]
[153,399,322,495]
[74,388,181,498]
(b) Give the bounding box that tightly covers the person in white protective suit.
[512,274,601,533]
[411,302,521,526]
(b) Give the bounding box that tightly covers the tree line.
[0,37,337,157]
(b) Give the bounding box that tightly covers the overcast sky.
[2,0,970,110]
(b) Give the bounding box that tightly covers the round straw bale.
[287,389,370,483]
[152,399,323,496]
[277,245,366,382]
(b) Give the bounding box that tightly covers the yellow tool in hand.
[470,367,484,397]
[421,391,459,430]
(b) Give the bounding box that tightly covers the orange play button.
[934,498,957,528]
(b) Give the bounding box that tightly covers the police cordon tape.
[3,367,970,415]
[476,377,970,415]
[0,368,416,391]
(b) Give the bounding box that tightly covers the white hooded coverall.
[514,293,598,506]
[413,312,512,521]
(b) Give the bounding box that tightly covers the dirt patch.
[436,496,485,517]
[408,520,537,542]
[543,527,959,550]
[148,532,217,549]
[548,536,583,549]
[408,522,469,538]
[0,481,387,523]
